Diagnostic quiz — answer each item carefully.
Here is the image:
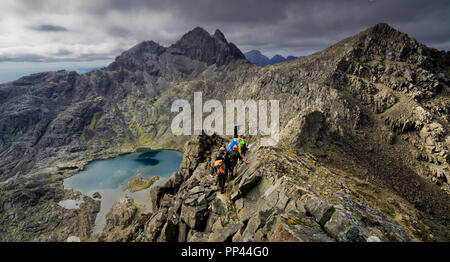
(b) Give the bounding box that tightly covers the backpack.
[227,138,238,152]
[214,159,226,174]
[230,149,240,165]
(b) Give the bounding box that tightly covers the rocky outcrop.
[170,27,246,66]
[97,134,420,242]
[123,176,160,192]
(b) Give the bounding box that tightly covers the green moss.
[88,112,101,129]
[123,176,160,192]
[285,217,298,225]
[285,216,315,227]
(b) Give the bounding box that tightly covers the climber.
[226,145,249,179]
[214,147,229,194]
[227,136,240,152]
[233,125,239,138]
[238,135,250,156]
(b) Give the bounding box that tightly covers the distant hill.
[244,50,297,66]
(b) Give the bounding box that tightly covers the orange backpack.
[214,159,225,174]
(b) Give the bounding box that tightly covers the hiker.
[238,135,250,156]
[214,147,229,193]
[227,136,240,152]
[233,125,239,138]
[226,145,249,179]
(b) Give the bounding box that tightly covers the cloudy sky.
[0,0,449,81]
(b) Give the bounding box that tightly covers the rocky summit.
[0,23,449,242]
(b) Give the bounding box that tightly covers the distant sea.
[0,60,113,84]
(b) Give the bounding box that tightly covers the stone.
[66,236,81,242]
[237,171,262,197]
[102,195,138,233]
[207,221,244,242]
[211,196,227,215]
[149,185,166,213]
[143,208,168,242]
[266,215,334,242]
[304,196,335,226]
[180,204,208,230]
[324,208,366,242]
[159,219,179,242]
[367,236,382,242]
[241,210,271,242]
[178,221,188,242]
[188,231,209,242]
[92,192,101,199]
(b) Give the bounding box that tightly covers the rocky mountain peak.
[365,23,398,36]
[213,29,227,43]
[176,26,212,45]
[107,40,166,71]
[129,40,166,55]
[169,26,245,66]
[337,22,447,67]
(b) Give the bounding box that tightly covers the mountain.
[244,50,298,66]
[0,23,449,242]
[244,50,270,66]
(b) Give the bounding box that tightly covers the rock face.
[98,195,139,242]
[1,23,450,241]
[96,134,418,242]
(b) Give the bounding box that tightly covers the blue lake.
[62,150,183,234]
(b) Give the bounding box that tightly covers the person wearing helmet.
[238,135,249,157]
[226,144,249,180]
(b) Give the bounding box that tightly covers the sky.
[1,0,449,82]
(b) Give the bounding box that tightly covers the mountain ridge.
[244,49,298,66]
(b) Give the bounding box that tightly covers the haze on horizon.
[1,0,449,83]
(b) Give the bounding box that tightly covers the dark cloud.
[3,0,450,61]
[30,24,68,32]
[55,49,72,56]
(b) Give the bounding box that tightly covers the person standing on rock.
[227,136,240,152]
[238,135,250,157]
[226,145,248,180]
[214,147,229,194]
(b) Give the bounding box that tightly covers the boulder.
[266,214,334,242]
[208,221,244,242]
[66,236,81,242]
[180,204,208,230]
[241,210,271,242]
[235,171,262,200]
[92,192,101,199]
[143,208,168,242]
[304,195,335,226]
[324,208,366,242]
[188,231,209,242]
[102,195,138,232]
[159,219,179,242]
